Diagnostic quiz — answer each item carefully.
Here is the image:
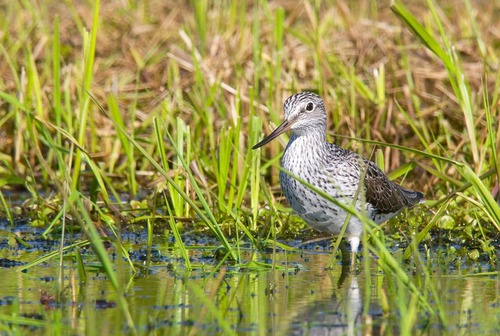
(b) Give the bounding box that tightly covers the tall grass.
[0,0,499,333]
[391,0,500,248]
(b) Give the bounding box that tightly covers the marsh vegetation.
[0,0,499,334]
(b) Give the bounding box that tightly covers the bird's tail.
[399,187,425,206]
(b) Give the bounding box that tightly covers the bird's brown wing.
[363,160,423,215]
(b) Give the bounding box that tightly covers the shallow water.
[0,231,499,335]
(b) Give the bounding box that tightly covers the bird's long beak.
[252,119,292,149]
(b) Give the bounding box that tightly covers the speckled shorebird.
[253,92,424,265]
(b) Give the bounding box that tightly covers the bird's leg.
[350,250,357,268]
[347,236,360,270]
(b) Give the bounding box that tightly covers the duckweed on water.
[1,0,500,334]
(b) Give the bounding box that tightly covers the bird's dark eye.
[306,102,314,111]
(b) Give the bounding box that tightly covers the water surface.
[1,235,499,335]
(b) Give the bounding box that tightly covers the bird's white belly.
[279,168,364,237]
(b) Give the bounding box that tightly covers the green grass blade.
[17,240,91,272]
[455,164,500,232]
[71,0,100,191]
[390,2,452,70]
[155,119,192,270]
[159,117,238,261]
[52,15,62,145]
[0,191,14,226]
[391,1,478,164]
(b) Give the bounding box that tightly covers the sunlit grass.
[0,0,499,334]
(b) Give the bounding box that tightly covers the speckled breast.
[279,154,364,236]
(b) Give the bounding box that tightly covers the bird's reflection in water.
[277,260,383,336]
